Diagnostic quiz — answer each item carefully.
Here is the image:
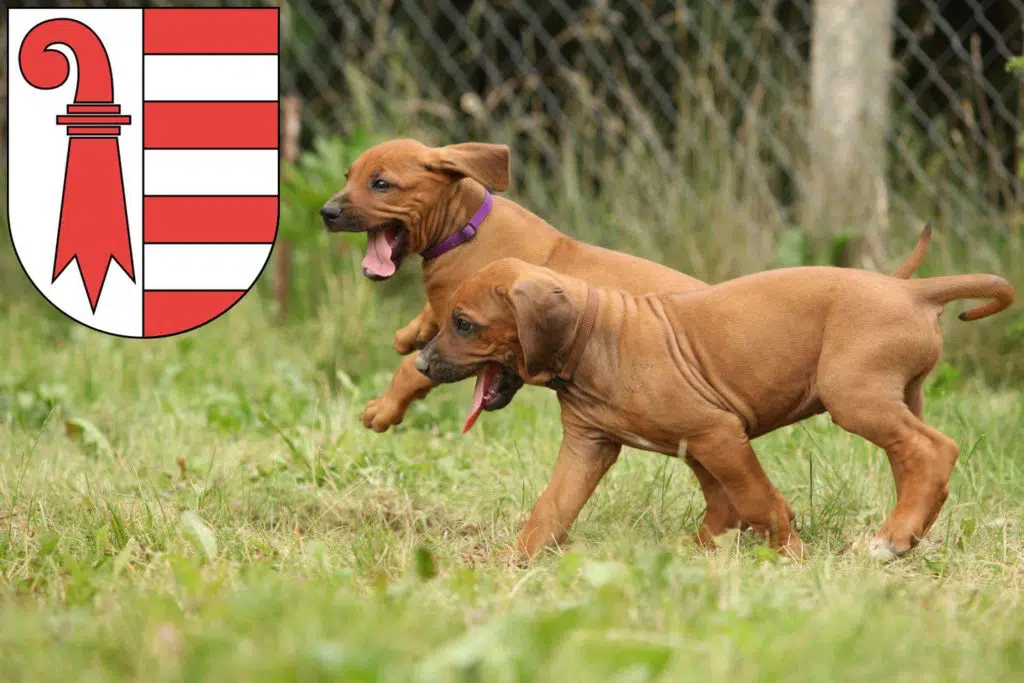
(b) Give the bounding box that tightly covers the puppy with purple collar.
[320,138,932,548]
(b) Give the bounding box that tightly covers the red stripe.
[144,9,278,55]
[67,127,121,135]
[144,290,245,337]
[57,115,132,125]
[144,196,278,243]
[143,102,278,150]
[68,105,120,113]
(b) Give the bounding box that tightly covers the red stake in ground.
[19,19,135,312]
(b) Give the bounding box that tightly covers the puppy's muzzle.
[320,204,341,222]
[320,201,369,233]
[415,343,475,384]
[319,201,346,231]
[417,344,525,411]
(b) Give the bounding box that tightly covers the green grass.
[2,260,1023,683]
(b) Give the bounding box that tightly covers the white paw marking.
[868,537,898,563]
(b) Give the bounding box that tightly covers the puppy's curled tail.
[910,274,1015,321]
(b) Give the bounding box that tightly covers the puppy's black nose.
[320,204,341,221]
[414,351,431,375]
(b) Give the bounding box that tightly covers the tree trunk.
[274,95,303,323]
[808,0,895,268]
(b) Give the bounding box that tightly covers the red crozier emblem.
[20,18,136,312]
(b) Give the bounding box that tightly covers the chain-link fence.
[3,1,1022,264]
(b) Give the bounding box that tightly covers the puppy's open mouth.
[462,363,523,433]
[362,222,408,281]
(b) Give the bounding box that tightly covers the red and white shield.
[7,7,279,338]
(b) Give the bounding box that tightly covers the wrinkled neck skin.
[550,289,706,457]
[418,180,563,319]
[414,178,485,254]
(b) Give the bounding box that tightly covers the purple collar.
[421,190,493,260]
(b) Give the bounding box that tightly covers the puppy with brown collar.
[320,138,931,546]
[415,256,1013,560]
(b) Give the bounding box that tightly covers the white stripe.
[144,244,272,290]
[144,55,278,101]
[144,150,278,196]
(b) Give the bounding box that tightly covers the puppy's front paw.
[415,323,440,350]
[362,396,406,432]
[393,328,419,355]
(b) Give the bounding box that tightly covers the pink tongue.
[362,229,396,278]
[462,364,500,434]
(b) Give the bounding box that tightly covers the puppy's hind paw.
[867,538,899,563]
[866,535,917,563]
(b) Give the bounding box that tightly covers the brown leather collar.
[550,286,598,387]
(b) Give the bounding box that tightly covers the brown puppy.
[321,138,930,543]
[415,256,1014,560]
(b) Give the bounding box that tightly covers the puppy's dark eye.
[453,317,476,336]
[371,178,391,192]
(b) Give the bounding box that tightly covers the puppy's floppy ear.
[427,143,511,191]
[507,275,578,381]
